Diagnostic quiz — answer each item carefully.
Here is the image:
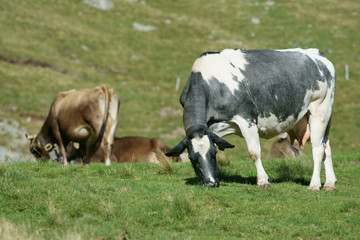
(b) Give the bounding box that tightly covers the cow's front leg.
[51,120,68,166]
[250,150,270,187]
[234,116,270,187]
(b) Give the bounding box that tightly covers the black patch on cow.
[238,49,324,121]
[315,59,333,86]
[206,76,258,125]
[318,50,326,57]
[199,51,220,57]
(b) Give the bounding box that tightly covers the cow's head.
[166,126,234,187]
[26,133,51,160]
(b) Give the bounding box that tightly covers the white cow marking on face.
[192,49,248,95]
[191,135,211,159]
[191,135,216,183]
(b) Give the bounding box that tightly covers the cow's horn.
[25,133,35,140]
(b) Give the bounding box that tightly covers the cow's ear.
[209,133,235,151]
[166,137,189,157]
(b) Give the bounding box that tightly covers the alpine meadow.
[0,0,359,239]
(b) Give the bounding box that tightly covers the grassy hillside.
[0,0,359,158]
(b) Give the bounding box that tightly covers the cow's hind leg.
[308,118,326,190]
[323,139,337,190]
[308,106,334,190]
[102,92,119,166]
[233,116,270,187]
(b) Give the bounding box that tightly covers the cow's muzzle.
[201,179,220,188]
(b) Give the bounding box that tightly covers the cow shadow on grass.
[185,175,257,186]
[185,159,312,186]
[185,175,310,187]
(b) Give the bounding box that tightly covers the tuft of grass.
[119,164,135,179]
[217,151,231,167]
[152,152,174,175]
[44,200,66,227]
[170,195,194,220]
[266,156,313,185]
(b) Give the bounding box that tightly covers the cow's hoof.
[323,185,336,191]
[308,185,320,191]
[257,183,271,188]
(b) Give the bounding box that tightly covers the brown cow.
[27,85,119,166]
[267,133,303,159]
[67,136,189,163]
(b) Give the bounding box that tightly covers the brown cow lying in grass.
[67,136,189,164]
[267,133,303,159]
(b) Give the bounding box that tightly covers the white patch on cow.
[191,135,211,159]
[98,96,106,119]
[257,114,295,139]
[220,49,248,70]
[192,49,248,95]
[208,176,216,183]
[105,158,111,166]
[75,127,90,137]
[209,122,238,138]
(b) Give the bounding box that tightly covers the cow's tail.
[88,85,110,159]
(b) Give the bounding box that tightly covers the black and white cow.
[166,48,337,190]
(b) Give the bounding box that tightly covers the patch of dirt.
[0,55,122,77]
[0,55,62,72]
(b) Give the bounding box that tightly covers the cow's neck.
[182,79,208,134]
[38,117,55,145]
[185,124,208,136]
[183,108,208,136]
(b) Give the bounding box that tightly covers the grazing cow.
[27,85,119,166]
[67,136,189,163]
[166,48,337,190]
[267,133,302,159]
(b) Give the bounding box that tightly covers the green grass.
[0,0,360,239]
[0,152,360,239]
